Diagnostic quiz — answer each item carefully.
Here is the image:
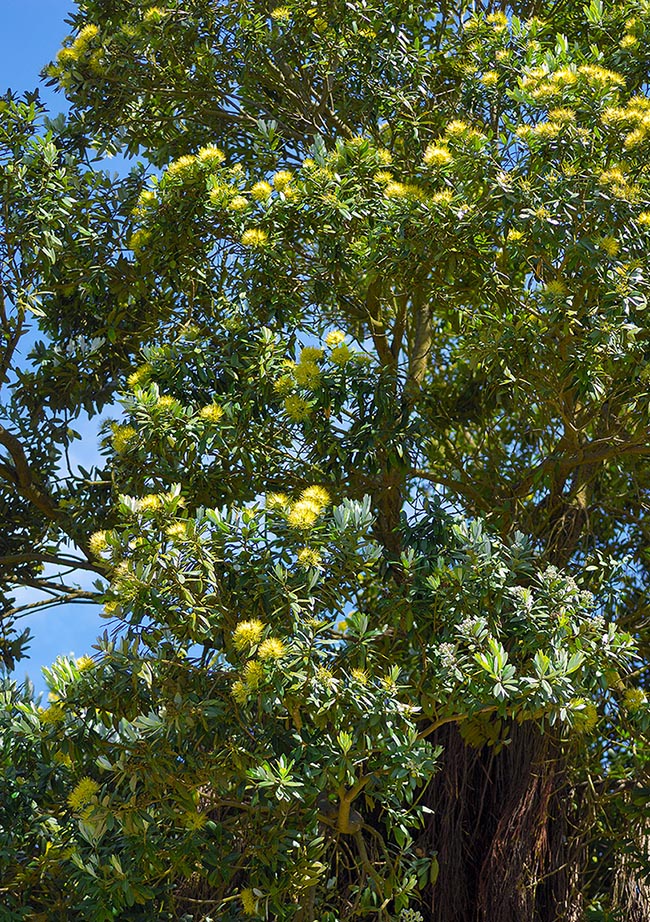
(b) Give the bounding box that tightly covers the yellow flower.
[330,344,353,366]
[294,361,320,389]
[240,888,258,915]
[88,531,109,557]
[156,394,180,412]
[137,494,163,513]
[297,547,323,568]
[76,656,95,671]
[481,70,499,87]
[127,363,153,389]
[258,637,286,660]
[623,688,647,712]
[241,228,270,247]
[423,144,453,168]
[300,486,331,509]
[486,11,508,28]
[571,700,598,733]
[288,499,320,528]
[272,170,293,190]
[68,777,100,812]
[300,346,323,362]
[315,666,335,688]
[180,810,208,830]
[351,668,369,685]
[166,155,197,179]
[597,236,619,257]
[143,7,168,24]
[229,195,249,211]
[266,493,289,510]
[506,229,524,243]
[251,180,273,200]
[166,521,189,540]
[544,279,567,298]
[231,680,249,704]
[270,6,291,21]
[111,424,137,454]
[199,403,224,423]
[284,395,311,421]
[638,211,650,227]
[374,170,393,184]
[244,659,265,688]
[197,145,225,167]
[39,705,66,726]
[324,330,346,348]
[274,373,295,395]
[620,33,638,49]
[233,619,265,650]
[128,229,150,254]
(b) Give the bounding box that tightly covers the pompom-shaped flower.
[39,705,66,726]
[294,361,320,389]
[300,346,323,363]
[272,170,293,190]
[297,547,323,569]
[623,687,647,712]
[284,395,311,421]
[241,228,270,247]
[233,619,265,650]
[68,777,100,812]
[244,659,265,688]
[300,486,331,509]
[330,344,353,366]
[229,195,249,212]
[266,493,289,510]
[136,494,163,513]
[423,144,453,167]
[231,680,249,704]
[240,888,258,915]
[199,403,224,423]
[258,637,287,660]
[324,330,346,348]
[166,155,197,179]
[251,180,273,200]
[76,656,95,672]
[197,145,226,167]
[127,363,153,389]
[287,499,320,528]
[88,530,109,558]
[112,424,137,454]
[270,6,291,21]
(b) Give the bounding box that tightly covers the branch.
[5,589,102,621]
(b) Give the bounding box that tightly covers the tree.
[1,1,650,920]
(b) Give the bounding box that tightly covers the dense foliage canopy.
[2,1,650,920]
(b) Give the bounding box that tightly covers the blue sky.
[2,1,112,695]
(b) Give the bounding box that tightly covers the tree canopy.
[2,2,650,920]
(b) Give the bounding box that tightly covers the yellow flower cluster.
[325,330,346,347]
[329,343,353,366]
[89,531,109,557]
[233,619,265,650]
[598,168,639,201]
[623,687,647,711]
[273,170,293,191]
[199,403,224,423]
[287,486,331,529]
[244,659,265,687]
[423,144,453,168]
[596,236,619,257]
[270,6,291,21]
[284,394,311,421]
[111,424,137,454]
[166,521,190,540]
[197,145,226,167]
[136,494,164,513]
[128,228,150,254]
[76,656,95,671]
[156,394,181,412]
[481,70,499,88]
[57,24,100,65]
[39,705,66,726]
[297,547,323,569]
[229,195,249,212]
[241,228,270,247]
[522,64,624,104]
[266,493,289,510]
[240,888,258,915]
[127,363,153,389]
[68,777,100,812]
[143,7,168,23]
[384,181,426,202]
[258,637,286,660]
[251,180,273,200]
[166,155,197,179]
